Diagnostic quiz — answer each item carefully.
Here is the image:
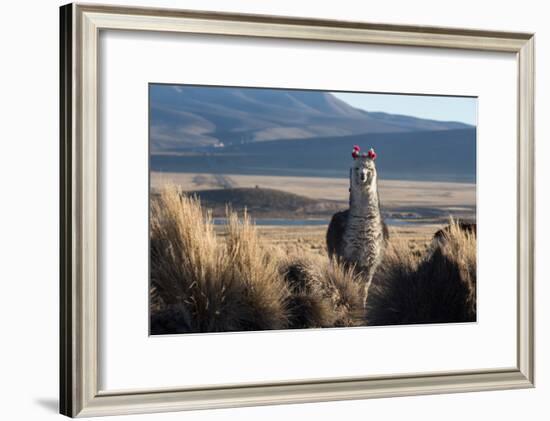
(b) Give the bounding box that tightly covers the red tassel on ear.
[351,145,361,159]
[368,148,377,160]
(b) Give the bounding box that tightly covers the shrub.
[365,219,476,326]
[224,209,289,330]
[280,255,364,329]
[150,187,289,334]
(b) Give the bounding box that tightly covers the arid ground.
[151,172,475,209]
[150,187,477,334]
[241,224,440,258]
[152,171,475,256]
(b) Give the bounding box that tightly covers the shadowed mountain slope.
[150,85,473,152]
[151,128,476,183]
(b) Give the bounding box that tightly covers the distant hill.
[151,128,476,183]
[150,85,474,152]
[166,187,471,222]
[224,128,476,182]
[186,187,343,217]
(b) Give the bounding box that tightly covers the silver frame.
[60,3,535,417]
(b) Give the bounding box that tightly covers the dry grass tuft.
[150,186,289,334]
[279,255,365,329]
[224,209,289,330]
[365,219,477,326]
[279,256,335,329]
[323,258,366,326]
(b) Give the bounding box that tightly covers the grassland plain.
[150,187,477,334]
[151,171,476,208]
[151,171,475,256]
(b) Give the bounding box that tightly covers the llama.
[326,146,388,303]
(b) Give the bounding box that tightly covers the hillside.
[151,128,476,183]
[224,128,476,182]
[184,187,343,218]
[150,85,473,152]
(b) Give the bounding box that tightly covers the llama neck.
[349,183,380,219]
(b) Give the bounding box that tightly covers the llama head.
[350,146,377,191]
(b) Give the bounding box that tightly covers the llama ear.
[351,145,361,159]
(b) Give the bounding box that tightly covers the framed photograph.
[60,3,535,417]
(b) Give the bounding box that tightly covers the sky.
[332,92,477,126]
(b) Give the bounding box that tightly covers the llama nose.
[360,174,366,182]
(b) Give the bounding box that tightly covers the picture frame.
[60,2,535,417]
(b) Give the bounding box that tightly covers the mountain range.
[149,85,476,182]
[150,85,474,152]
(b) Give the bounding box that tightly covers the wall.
[0,0,547,419]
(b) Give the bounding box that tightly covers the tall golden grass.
[279,254,364,329]
[365,219,477,325]
[150,186,291,333]
[150,187,477,333]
